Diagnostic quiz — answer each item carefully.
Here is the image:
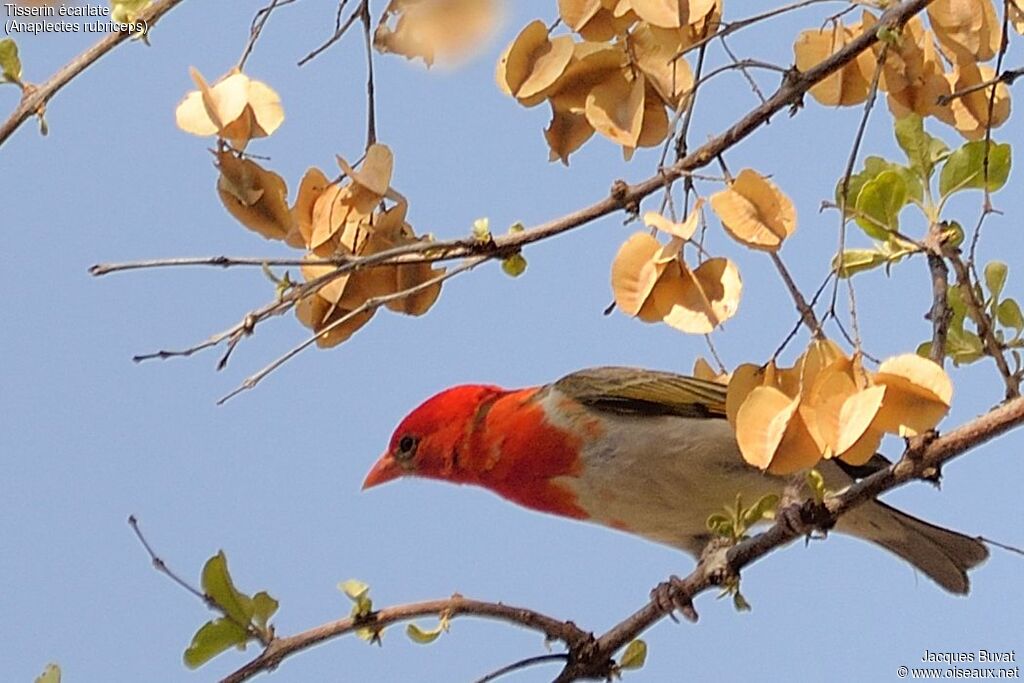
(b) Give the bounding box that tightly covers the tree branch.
[553,395,1024,681]
[220,596,591,683]
[97,0,937,381]
[0,0,189,148]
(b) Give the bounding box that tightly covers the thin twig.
[221,596,590,683]
[216,257,487,404]
[0,0,189,148]
[947,254,1021,398]
[238,0,298,70]
[359,0,377,147]
[719,36,767,104]
[674,0,844,63]
[829,43,889,317]
[129,516,270,645]
[473,654,570,683]
[770,252,824,338]
[297,0,362,66]
[128,515,207,603]
[936,68,1023,107]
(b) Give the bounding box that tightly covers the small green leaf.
[998,299,1024,336]
[340,579,373,618]
[876,25,899,45]
[733,590,752,612]
[706,512,733,537]
[947,283,969,326]
[894,113,949,180]
[501,253,527,277]
[202,552,254,626]
[339,579,370,603]
[984,261,1008,299]
[251,591,279,632]
[939,141,1011,197]
[110,0,150,23]
[806,469,826,503]
[183,618,249,669]
[472,217,491,242]
[508,221,525,234]
[855,170,908,238]
[35,663,61,683]
[834,249,886,278]
[0,38,21,84]
[740,493,779,529]
[406,620,447,644]
[939,220,964,249]
[619,640,648,670]
[946,327,985,366]
[916,340,933,359]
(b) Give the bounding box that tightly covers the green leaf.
[110,0,150,23]
[35,663,61,683]
[619,640,648,670]
[340,579,373,618]
[472,217,491,242]
[893,113,949,180]
[939,141,1011,197]
[202,552,254,626]
[339,579,370,603]
[806,469,826,503]
[997,299,1024,336]
[984,261,1008,299]
[834,249,886,278]
[0,38,21,84]
[947,283,969,326]
[740,493,779,529]
[855,170,908,238]
[406,620,447,644]
[183,618,249,669]
[939,220,964,249]
[251,591,279,631]
[946,327,985,366]
[501,253,527,277]
[705,512,733,538]
[733,590,752,612]
[916,340,933,359]
[508,221,525,234]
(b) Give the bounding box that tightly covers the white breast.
[541,388,788,555]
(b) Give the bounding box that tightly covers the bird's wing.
[553,366,728,419]
[833,451,893,479]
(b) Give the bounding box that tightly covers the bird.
[363,366,988,594]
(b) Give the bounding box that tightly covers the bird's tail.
[836,500,989,594]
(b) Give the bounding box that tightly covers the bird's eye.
[396,435,418,460]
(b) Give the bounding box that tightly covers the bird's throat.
[457,387,588,519]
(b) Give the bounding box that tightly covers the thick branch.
[0,0,188,148]
[557,395,1024,681]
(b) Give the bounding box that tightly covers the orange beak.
[362,453,402,490]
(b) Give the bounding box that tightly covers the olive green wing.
[553,366,728,419]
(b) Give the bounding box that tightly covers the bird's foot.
[778,498,833,542]
[650,575,699,623]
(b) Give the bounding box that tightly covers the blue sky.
[2,2,1022,682]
